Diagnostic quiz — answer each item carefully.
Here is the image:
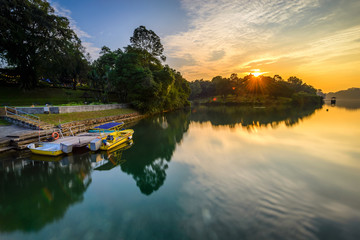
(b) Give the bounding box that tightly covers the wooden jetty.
[0,112,143,154]
[52,132,104,148]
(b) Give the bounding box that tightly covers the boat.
[331,97,336,105]
[99,129,134,151]
[27,142,73,156]
[88,122,125,133]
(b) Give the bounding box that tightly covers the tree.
[189,80,202,99]
[212,76,231,99]
[130,25,166,61]
[0,0,87,89]
[88,46,123,102]
[287,76,316,95]
[89,27,190,113]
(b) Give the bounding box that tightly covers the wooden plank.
[7,130,53,141]
[0,146,15,153]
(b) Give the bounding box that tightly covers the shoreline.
[0,112,145,153]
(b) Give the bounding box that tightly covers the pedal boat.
[99,129,134,151]
[27,142,63,156]
[88,122,124,133]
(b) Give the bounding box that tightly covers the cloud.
[208,50,225,61]
[164,0,360,89]
[168,53,197,68]
[51,1,100,60]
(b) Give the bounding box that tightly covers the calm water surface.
[1,103,360,240]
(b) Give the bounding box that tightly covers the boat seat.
[37,146,59,151]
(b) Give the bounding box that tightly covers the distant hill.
[326,88,360,99]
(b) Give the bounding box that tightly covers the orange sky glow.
[164,0,360,92]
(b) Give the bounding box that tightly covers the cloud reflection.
[171,106,360,239]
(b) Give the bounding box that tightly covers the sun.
[250,69,267,77]
[251,69,261,77]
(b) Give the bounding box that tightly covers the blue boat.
[88,122,125,133]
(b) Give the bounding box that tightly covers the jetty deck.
[53,132,105,148]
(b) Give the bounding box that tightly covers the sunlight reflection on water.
[1,105,359,240]
[171,106,360,239]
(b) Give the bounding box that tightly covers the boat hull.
[28,143,64,157]
[99,130,134,151]
[29,148,63,156]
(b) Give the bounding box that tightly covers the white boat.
[27,142,73,156]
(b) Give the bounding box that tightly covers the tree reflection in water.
[0,104,324,233]
[190,105,322,130]
[0,154,92,233]
[120,110,190,195]
[119,105,323,195]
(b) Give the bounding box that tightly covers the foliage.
[0,0,89,89]
[0,86,118,106]
[130,25,166,62]
[90,27,190,113]
[88,46,123,102]
[189,74,321,105]
[292,92,323,106]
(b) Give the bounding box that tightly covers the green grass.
[0,118,10,126]
[36,108,138,125]
[0,86,119,106]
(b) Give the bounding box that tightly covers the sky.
[52,0,360,92]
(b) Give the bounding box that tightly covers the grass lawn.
[0,118,11,126]
[36,108,138,125]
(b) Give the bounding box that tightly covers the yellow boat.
[27,143,64,156]
[99,129,134,151]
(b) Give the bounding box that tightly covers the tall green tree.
[212,76,231,99]
[88,46,123,102]
[89,26,190,112]
[130,25,166,62]
[0,0,87,89]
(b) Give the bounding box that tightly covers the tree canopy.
[130,25,166,62]
[88,27,190,113]
[0,0,88,89]
[189,74,318,103]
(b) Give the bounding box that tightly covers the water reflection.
[190,104,322,129]
[325,99,360,110]
[1,104,359,239]
[91,140,133,171]
[172,106,360,240]
[0,154,91,233]
[120,110,190,195]
[0,142,134,233]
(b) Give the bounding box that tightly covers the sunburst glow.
[251,69,265,77]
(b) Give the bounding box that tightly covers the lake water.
[1,102,360,240]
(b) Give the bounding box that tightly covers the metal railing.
[5,106,41,129]
[68,124,85,136]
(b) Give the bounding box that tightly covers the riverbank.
[0,110,144,153]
